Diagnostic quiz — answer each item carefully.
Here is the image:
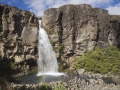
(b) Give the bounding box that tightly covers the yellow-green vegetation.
[47,29,55,35]
[57,44,64,51]
[29,67,38,74]
[110,15,118,21]
[52,39,58,46]
[60,4,75,10]
[10,61,17,70]
[54,83,67,90]
[64,68,71,74]
[4,14,9,18]
[39,83,52,90]
[59,62,71,74]
[35,23,39,29]
[25,59,38,74]
[98,27,101,32]
[25,12,31,24]
[59,64,63,72]
[69,4,75,9]
[72,46,120,75]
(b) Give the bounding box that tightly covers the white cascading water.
[37,20,65,76]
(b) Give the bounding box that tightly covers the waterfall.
[37,20,65,76]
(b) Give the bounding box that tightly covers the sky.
[0,0,120,16]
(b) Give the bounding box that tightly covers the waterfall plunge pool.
[17,20,67,84]
[17,73,68,84]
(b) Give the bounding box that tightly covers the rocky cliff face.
[0,4,39,77]
[42,4,120,64]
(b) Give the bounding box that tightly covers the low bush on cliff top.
[72,46,120,75]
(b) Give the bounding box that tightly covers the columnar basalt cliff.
[0,4,39,77]
[42,4,120,64]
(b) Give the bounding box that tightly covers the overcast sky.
[0,0,120,16]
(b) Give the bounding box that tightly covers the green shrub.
[69,4,75,9]
[10,61,17,70]
[35,23,39,29]
[39,83,52,90]
[25,12,31,24]
[110,15,118,21]
[57,44,64,51]
[59,62,71,74]
[98,27,101,32]
[4,14,9,18]
[52,39,58,46]
[54,83,67,90]
[72,46,120,75]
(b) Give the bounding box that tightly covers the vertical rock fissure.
[57,12,63,59]
[71,11,76,55]
[58,12,63,44]
[96,23,100,42]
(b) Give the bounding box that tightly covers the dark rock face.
[0,4,39,78]
[42,4,120,62]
